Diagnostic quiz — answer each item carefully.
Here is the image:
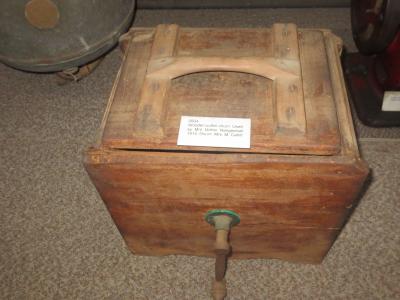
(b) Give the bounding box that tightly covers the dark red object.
[381,32,400,90]
[343,0,400,127]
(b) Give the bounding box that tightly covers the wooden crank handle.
[215,230,230,281]
[205,210,240,300]
[212,279,227,300]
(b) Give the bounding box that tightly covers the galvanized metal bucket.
[0,0,135,72]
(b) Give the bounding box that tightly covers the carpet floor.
[1,8,399,300]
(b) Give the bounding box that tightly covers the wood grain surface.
[101,25,344,155]
[85,24,369,263]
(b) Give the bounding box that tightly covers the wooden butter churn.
[85,24,369,298]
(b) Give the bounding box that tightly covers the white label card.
[177,116,251,149]
[382,91,400,112]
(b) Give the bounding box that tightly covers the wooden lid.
[101,24,343,155]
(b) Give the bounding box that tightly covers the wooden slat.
[147,57,299,79]
[102,31,153,142]
[133,24,179,137]
[150,24,179,58]
[272,23,306,133]
[273,23,300,60]
[298,29,341,148]
[324,31,360,156]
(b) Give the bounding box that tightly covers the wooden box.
[85,24,369,263]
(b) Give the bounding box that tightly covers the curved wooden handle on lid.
[134,24,307,140]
